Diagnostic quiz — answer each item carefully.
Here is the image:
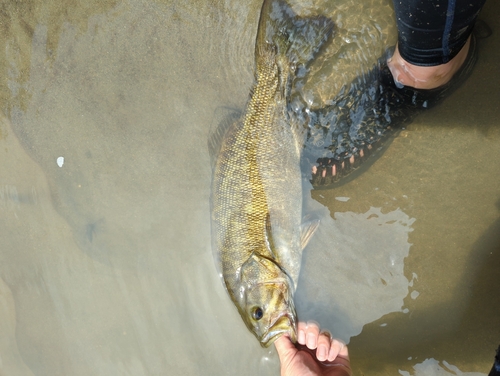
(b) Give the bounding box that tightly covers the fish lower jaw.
[259,315,297,347]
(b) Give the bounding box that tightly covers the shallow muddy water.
[0,0,499,375]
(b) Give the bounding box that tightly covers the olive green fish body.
[210,0,333,347]
[211,56,300,347]
[212,52,301,282]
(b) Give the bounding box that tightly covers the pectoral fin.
[261,214,319,290]
[264,212,278,259]
[300,217,320,250]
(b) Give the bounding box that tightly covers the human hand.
[274,322,352,376]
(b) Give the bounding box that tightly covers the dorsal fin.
[207,106,242,169]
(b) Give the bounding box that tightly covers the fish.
[209,0,333,347]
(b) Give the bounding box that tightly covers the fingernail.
[317,345,326,361]
[328,347,337,361]
[298,329,305,344]
[306,332,316,349]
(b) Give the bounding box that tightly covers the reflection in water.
[399,358,486,376]
[297,192,416,342]
[0,0,499,375]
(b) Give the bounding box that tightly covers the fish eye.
[252,307,264,321]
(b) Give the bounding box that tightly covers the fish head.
[238,253,297,347]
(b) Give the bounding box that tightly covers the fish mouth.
[260,312,297,347]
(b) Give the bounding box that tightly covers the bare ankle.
[387,37,471,90]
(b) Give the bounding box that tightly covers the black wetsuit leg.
[392,0,486,66]
[489,344,500,376]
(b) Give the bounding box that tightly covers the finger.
[339,341,349,357]
[316,331,331,362]
[297,321,319,347]
[297,322,307,345]
[327,339,348,362]
[303,321,320,350]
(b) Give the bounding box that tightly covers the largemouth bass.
[210,0,333,347]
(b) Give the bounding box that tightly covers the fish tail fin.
[287,15,334,67]
[256,0,334,67]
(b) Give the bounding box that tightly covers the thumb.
[274,335,297,365]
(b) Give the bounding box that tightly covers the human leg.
[389,0,486,89]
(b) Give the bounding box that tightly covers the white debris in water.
[390,255,396,266]
[56,156,64,168]
[380,323,387,327]
[410,290,420,300]
[409,273,419,287]
[335,196,350,202]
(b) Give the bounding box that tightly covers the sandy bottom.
[0,0,498,375]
